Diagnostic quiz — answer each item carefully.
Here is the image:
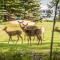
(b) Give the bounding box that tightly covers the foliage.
[57,10,60,20]
[4,0,40,21]
[48,0,60,20]
[0,0,4,9]
[47,10,52,18]
[0,50,59,60]
[0,0,4,21]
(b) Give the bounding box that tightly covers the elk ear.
[19,20,23,23]
[24,23,28,26]
[27,23,28,25]
[17,21,20,23]
[26,23,28,26]
[17,21,19,22]
[4,27,7,29]
[3,26,7,30]
[22,20,24,22]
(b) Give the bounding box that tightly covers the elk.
[18,21,37,41]
[18,21,44,45]
[3,27,23,44]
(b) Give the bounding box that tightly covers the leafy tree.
[4,0,40,21]
[58,10,60,20]
[0,0,4,22]
[57,5,60,20]
[47,10,52,18]
[48,1,60,21]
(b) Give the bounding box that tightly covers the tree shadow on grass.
[0,42,60,60]
[0,42,60,52]
[0,50,60,60]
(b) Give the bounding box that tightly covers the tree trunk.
[50,0,59,60]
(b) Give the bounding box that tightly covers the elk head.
[18,21,28,30]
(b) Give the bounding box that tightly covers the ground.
[0,21,60,60]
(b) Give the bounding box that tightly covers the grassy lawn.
[0,21,60,60]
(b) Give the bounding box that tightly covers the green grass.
[0,21,60,52]
[0,21,60,60]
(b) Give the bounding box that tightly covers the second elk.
[3,27,23,44]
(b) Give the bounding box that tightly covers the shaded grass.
[0,42,60,53]
[0,48,60,60]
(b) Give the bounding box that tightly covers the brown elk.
[18,21,37,40]
[3,27,23,44]
[18,21,44,45]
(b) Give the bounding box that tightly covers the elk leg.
[36,35,42,45]
[8,36,12,44]
[27,36,29,44]
[17,35,19,40]
[29,36,31,45]
[43,33,44,41]
[24,34,26,40]
[33,36,35,42]
[16,35,19,44]
[36,35,40,45]
[19,35,23,44]
[39,36,42,44]
[8,37,10,44]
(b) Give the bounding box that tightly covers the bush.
[0,51,60,60]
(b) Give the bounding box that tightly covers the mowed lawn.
[0,21,60,53]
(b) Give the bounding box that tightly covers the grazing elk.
[18,21,44,45]
[3,27,23,44]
